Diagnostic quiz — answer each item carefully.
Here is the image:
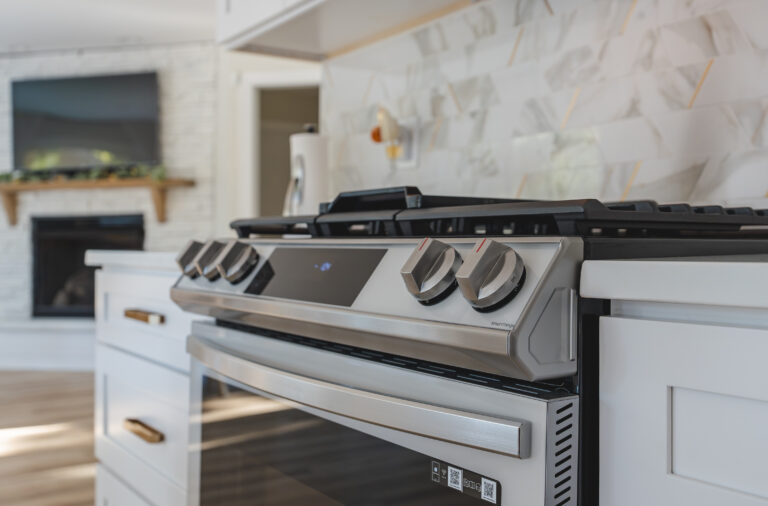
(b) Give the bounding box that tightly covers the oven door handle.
[189,335,531,459]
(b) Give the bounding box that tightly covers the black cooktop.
[231,186,768,240]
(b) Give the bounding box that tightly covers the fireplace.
[32,215,144,317]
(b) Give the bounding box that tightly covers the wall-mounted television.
[12,72,159,172]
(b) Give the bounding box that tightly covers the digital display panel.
[245,248,387,307]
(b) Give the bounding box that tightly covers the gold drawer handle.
[123,418,165,444]
[124,308,165,325]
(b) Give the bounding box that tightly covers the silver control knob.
[193,240,226,280]
[401,238,462,304]
[215,240,259,283]
[456,239,526,311]
[176,240,204,278]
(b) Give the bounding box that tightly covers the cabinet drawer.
[95,269,194,371]
[96,345,189,499]
[96,464,150,506]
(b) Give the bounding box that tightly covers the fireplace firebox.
[32,215,144,317]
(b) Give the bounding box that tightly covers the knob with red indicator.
[455,238,526,311]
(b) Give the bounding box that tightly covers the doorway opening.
[257,87,319,217]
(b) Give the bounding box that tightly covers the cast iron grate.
[231,187,768,239]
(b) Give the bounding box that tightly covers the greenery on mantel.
[0,164,167,184]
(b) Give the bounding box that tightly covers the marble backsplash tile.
[321,0,768,205]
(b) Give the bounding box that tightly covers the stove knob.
[176,240,204,278]
[401,238,462,304]
[193,240,227,280]
[456,239,526,312]
[215,240,259,283]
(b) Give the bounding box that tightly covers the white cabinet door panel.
[600,317,768,506]
[96,464,151,506]
[95,345,189,504]
[95,269,194,371]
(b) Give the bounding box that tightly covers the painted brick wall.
[321,0,768,207]
[0,42,217,320]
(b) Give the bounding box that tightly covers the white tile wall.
[0,43,217,320]
[322,0,768,206]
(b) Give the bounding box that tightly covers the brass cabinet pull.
[123,418,165,444]
[124,308,165,325]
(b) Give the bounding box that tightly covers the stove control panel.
[173,236,579,330]
[172,236,582,381]
[400,238,461,304]
[456,239,526,311]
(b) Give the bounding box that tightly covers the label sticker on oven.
[430,459,501,504]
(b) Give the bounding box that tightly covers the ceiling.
[0,0,215,55]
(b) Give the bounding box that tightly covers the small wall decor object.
[370,107,419,169]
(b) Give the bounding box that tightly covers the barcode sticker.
[447,466,463,491]
[481,477,497,503]
[429,460,500,504]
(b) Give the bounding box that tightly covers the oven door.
[187,321,565,506]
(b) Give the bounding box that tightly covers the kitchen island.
[85,250,199,506]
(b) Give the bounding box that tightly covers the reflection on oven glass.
[200,376,487,505]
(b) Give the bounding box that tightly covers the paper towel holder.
[283,124,326,217]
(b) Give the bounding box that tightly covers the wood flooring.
[0,371,95,506]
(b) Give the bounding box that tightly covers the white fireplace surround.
[0,42,217,370]
[0,318,95,370]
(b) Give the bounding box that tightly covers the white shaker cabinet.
[599,317,768,506]
[216,0,466,59]
[96,465,151,506]
[86,250,201,506]
[582,259,768,506]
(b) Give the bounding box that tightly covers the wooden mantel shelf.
[0,177,195,225]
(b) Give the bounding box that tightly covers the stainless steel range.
[171,187,768,506]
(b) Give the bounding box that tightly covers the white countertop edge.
[85,250,179,271]
[580,259,768,309]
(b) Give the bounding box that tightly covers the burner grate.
[230,187,768,239]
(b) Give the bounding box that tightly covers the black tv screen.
[12,72,159,171]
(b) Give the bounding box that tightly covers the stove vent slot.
[658,203,691,213]
[546,399,579,506]
[725,206,755,216]
[692,204,724,215]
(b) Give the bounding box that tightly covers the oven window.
[199,375,492,505]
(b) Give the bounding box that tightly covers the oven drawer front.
[95,344,189,495]
[96,269,193,371]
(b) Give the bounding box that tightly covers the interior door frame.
[215,55,321,236]
[240,68,321,219]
